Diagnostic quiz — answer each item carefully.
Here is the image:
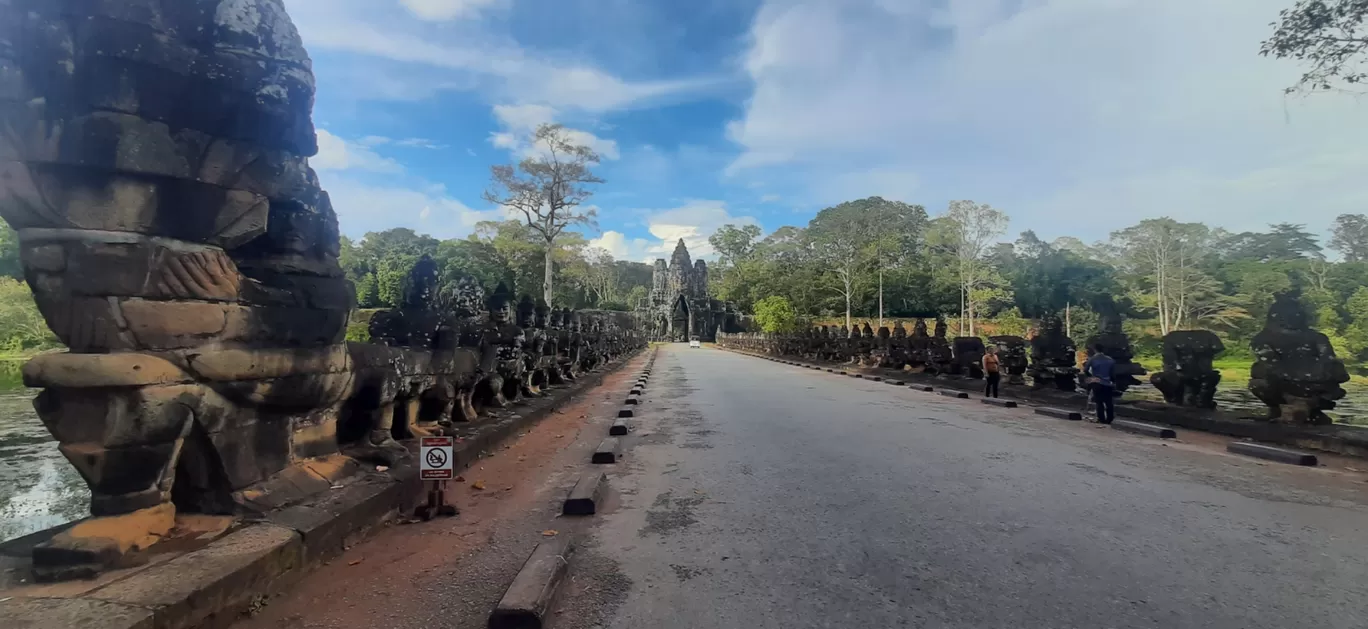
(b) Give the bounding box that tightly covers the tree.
[1262,0,1368,94]
[0,223,22,280]
[806,199,882,330]
[1219,223,1323,261]
[938,200,1008,336]
[753,295,799,334]
[484,123,603,305]
[709,224,763,306]
[1330,213,1368,262]
[1109,218,1217,335]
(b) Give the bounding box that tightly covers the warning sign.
[420,436,454,480]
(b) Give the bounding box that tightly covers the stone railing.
[718,302,1352,428]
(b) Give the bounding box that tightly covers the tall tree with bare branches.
[484,124,603,304]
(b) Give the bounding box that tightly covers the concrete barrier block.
[617,407,634,418]
[887,380,905,386]
[1227,442,1318,466]
[609,419,630,436]
[1035,407,1083,420]
[592,437,622,464]
[911,385,934,392]
[981,398,1018,408]
[562,472,607,516]
[870,376,883,382]
[937,390,969,399]
[488,536,572,629]
[624,397,639,405]
[1112,419,1176,439]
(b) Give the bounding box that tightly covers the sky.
[288,0,1368,263]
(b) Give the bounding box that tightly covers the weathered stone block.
[121,299,229,349]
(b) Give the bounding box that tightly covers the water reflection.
[1124,377,1368,425]
[0,360,89,541]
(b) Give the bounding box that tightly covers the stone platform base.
[0,349,642,629]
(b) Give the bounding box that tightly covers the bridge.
[2,2,1367,629]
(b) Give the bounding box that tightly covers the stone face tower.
[647,239,719,342]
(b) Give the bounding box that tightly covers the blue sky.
[288,0,1368,262]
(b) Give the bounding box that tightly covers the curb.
[592,437,623,464]
[562,472,608,516]
[1227,442,1319,466]
[488,535,573,629]
[1035,407,1083,421]
[1112,419,1176,439]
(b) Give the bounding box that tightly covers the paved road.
[552,345,1368,629]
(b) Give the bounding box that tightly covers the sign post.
[417,436,458,519]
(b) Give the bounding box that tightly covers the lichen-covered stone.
[1248,292,1349,424]
[1150,330,1223,409]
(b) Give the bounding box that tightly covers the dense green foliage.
[0,278,58,353]
[340,221,655,310]
[709,204,1368,366]
[753,296,799,334]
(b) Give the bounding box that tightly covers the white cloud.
[284,0,717,110]
[322,177,505,239]
[489,104,620,160]
[310,129,493,238]
[399,0,501,21]
[642,200,760,260]
[759,194,781,203]
[312,129,404,173]
[394,137,446,149]
[583,201,760,263]
[727,0,1368,237]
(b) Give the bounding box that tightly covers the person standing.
[982,345,1001,398]
[1082,344,1116,424]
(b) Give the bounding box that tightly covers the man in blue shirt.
[1082,344,1116,424]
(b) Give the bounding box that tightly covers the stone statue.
[927,318,953,375]
[517,296,545,398]
[1085,303,1146,393]
[1,0,359,580]
[884,321,910,369]
[952,337,987,379]
[907,319,932,371]
[1249,293,1350,424]
[1150,330,1224,409]
[1028,315,1078,391]
[989,335,1029,384]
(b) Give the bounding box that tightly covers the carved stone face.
[535,304,550,328]
[913,319,928,337]
[1267,294,1309,330]
[934,319,947,338]
[893,322,907,339]
[1044,315,1064,336]
[260,201,324,256]
[516,296,536,327]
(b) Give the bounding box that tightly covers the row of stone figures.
[720,292,1351,425]
[0,0,645,580]
[357,255,645,463]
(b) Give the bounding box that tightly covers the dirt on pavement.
[232,358,646,629]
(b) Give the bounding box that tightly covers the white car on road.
[689,337,701,348]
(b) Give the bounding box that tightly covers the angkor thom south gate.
[644,239,737,343]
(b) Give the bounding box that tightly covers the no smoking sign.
[420,436,455,480]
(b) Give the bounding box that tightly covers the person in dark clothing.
[982,346,1001,398]
[1082,343,1116,424]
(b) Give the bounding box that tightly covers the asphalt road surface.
[551,345,1368,629]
